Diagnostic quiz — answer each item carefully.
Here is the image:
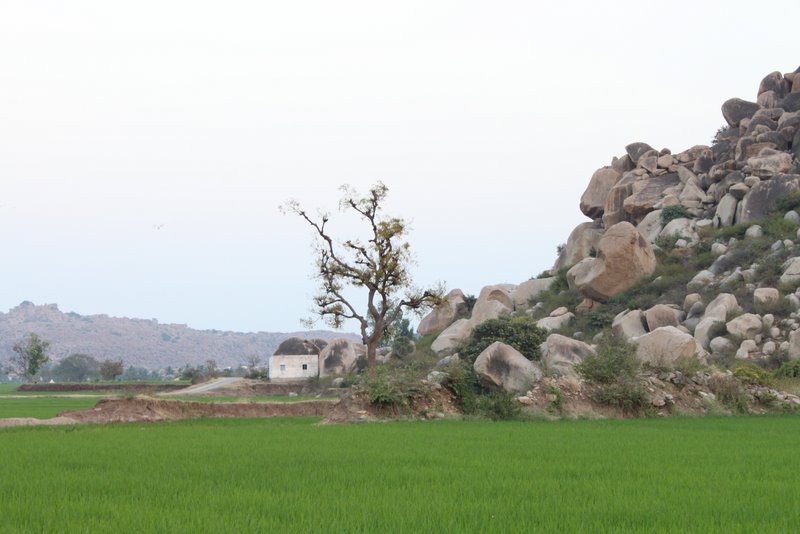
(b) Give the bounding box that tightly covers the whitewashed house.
[268,337,327,382]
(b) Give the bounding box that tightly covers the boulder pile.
[417,67,800,398]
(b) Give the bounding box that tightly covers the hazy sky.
[1,1,798,333]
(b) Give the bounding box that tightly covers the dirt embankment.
[60,397,337,424]
[17,383,188,393]
[0,397,337,428]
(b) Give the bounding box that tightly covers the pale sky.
[1,1,798,333]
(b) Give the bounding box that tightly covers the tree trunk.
[366,339,378,379]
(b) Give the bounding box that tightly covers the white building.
[268,337,327,382]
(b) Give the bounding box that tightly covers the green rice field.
[0,397,100,418]
[1,416,799,532]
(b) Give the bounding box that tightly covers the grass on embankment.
[1,416,798,533]
[0,397,100,418]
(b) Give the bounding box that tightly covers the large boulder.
[754,287,780,308]
[780,257,800,286]
[536,312,575,332]
[635,326,703,366]
[512,277,555,310]
[418,289,467,336]
[721,98,760,127]
[725,313,763,340]
[567,222,657,301]
[713,194,738,227]
[473,342,541,392]
[636,210,664,243]
[694,294,740,349]
[553,223,604,271]
[470,285,514,325]
[625,142,655,165]
[274,337,328,355]
[788,330,800,360]
[580,167,622,219]
[794,129,800,162]
[540,334,595,379]
[602,173,637,227]
[431,319,471,354]
[644,304,681,331]
[318,338,366,376]
[738,174,800,223]
[612,309,647,340]
[623,173,681,222]
[747,150,793,178]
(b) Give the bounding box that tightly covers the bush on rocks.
[458,316,548,365]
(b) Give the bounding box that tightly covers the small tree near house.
[282,182,443,378]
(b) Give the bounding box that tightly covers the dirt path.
[164,377,245,396]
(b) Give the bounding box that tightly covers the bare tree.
[282,182,442,378]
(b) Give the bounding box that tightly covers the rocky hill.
[416,66,800,415]
[0,301,357,370]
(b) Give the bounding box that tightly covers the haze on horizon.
[1,0,798,333]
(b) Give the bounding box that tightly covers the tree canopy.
[283,182,442,376]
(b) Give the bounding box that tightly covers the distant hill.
[0,302,358,369]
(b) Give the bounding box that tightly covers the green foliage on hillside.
[576,334,647,412]
[458,316,548,364]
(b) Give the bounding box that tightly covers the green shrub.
[463,295,477,315]
[708,374,750,414]
[442,360,479,414]
[706,321,728,340]
[458,316,548,364]
[363,367,415,409]
[391,337,415,359]
[716,223,749,240]
[660,205,690,226]
[475,390,522,420]
[672,356,705,376]
[733,363,773,386]
[546,384,563,413]
[654,234,681,250]
[777,190,800,213]
[775,360,800,379]
[761,215,798,240]
[576,334,639,384]
[754,251,792,288]
[592,377,648,413]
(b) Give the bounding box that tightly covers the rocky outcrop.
[418,289,467,336]
[567,222,657,301]
[738,175,800,223]
[512,278,555,310]
[553,223,604,271]
[635,326,703,366]
[473,342,541,392]
[430,319,471,354]
[470,285,514,325]
[540,334,594,379]
[580,167,622,219]
[612,309,647,340]
[318,339,366,376]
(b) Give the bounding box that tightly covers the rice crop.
[0,397,100,418]
[0,416,798,533]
